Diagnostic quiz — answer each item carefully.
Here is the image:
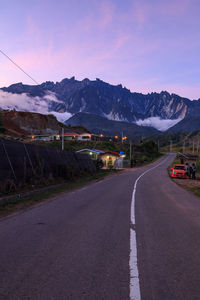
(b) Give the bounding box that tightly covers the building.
[100,151,122,168]
[76,149,124,168]
[30,134,52,141]
[76,149,105,160]
[77,133,92,141]
[60,132,79,141]
[49,134,60,141]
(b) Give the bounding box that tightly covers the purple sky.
[0,0,200,99]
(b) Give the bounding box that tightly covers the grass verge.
[190,188,200,197]
[0,170,121,219]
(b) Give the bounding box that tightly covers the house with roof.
[30,134,52,141]
[100,150,122,168]
[61,132,80,140]
[77,133,92,141]
[76,149,125,168]
[60,132,92,141]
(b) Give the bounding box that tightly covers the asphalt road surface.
[0,154,200,300]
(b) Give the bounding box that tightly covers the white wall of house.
[77,133,91,141]
[50,134,60,141]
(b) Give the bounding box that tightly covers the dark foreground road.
[0,154,200,300]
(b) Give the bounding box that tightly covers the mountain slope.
[0,111,64,136]
[65,112,160,138]
[2,77,200,126]
[167,116,200,133]
[0,111,91,137]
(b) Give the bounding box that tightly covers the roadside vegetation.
[0,169,121,218]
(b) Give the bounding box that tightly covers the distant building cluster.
[30,132,94,142]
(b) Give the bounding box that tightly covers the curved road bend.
[0,154,200,299]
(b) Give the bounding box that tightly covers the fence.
[0,138,96,194]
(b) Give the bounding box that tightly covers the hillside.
[0,111,85,137]
[65,112,160,138]
[0,111,65,136]
[149,128,200,153]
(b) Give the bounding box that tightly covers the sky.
[0,0,200,100]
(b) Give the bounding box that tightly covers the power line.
[0,49,39,85]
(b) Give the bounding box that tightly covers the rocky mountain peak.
[1,77,200,132]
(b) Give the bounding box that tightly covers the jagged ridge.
[2,77,200,123]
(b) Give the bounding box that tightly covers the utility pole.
[183,141,185,153]
[170,140,172,152]
[193,141,195,154]
[157,140,159,151]
[121,131,123,144]
[197,141,199,154]
[62,127,64,151]
[130,141,132,161]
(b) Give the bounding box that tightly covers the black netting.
[0,138,96,193]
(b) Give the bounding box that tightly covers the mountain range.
[1,77,200,136]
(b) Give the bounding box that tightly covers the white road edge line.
[130,155,169,300]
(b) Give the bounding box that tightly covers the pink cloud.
[26,15,42,45]
[1,0,199,102]
[98,1,115,29]
[129,0,191,32]
[161,0,190,16]
[133,1,149,31]
[75,0,115,33]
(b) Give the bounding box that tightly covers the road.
[0,154,200,300]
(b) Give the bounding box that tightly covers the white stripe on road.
[130,156,169,300]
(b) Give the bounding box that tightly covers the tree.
[0,115,5,133]
[142,140,158,153]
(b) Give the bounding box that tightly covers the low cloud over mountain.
[136,117,182,131]
[0,90,72,123]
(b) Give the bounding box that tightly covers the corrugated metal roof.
[76,149,105,154]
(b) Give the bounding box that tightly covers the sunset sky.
[0,0,200,99]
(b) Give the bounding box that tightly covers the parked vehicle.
[171,164,188,179]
